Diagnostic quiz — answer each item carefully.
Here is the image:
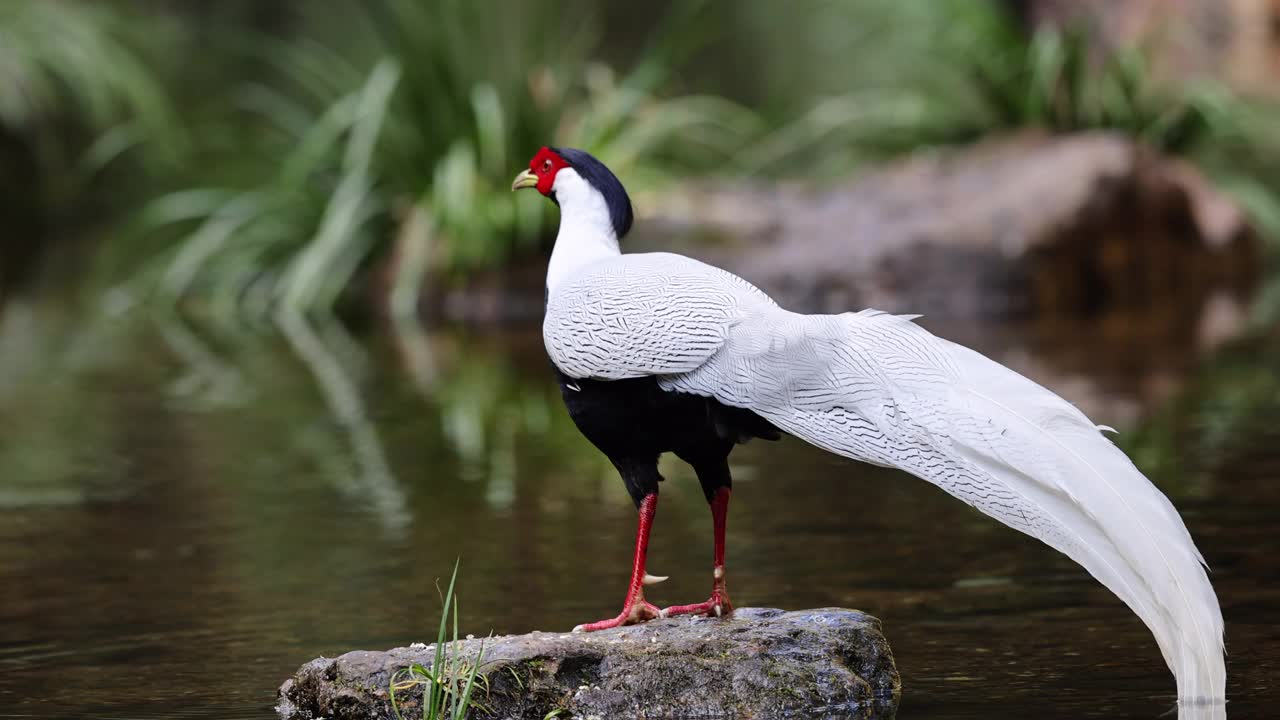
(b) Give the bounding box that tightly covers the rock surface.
[277,607,900,720]
[629,131,1257,318]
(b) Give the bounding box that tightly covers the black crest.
[550,147,634,239]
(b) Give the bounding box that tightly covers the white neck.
[545,168,621,294]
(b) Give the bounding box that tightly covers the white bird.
[512,146,1226,706]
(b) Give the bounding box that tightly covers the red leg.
[662,486,734,618]
[574,493,663,632]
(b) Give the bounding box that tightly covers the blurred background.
[2,1,1279,718]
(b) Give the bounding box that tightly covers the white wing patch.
[543,253,774,380]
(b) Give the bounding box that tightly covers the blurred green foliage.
[739,2,1280,180]
[136,0,755,322]
[4,0,1280,321]
[0,1,186,214]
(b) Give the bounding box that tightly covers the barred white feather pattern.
[545,252,1226,705]
[544,253,776,379]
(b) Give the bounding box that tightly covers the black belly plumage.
[555,370,780,505]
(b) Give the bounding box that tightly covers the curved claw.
[643,573,669,586]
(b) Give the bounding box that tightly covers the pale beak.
[511,169,538,192]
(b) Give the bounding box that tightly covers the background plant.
[132,0,756,323]
[734,1,1280,185]
[4,0,1280,321]
[0,0,188,267]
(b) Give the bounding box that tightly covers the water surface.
[0,298,1275,718]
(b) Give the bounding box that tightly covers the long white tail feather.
[542,249,1225,703]
[662,308,1226,702]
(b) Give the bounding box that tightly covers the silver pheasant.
[513,146,1225,707]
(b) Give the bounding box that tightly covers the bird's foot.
[661,592,733,618]
[661,565,733,619]
[573,594,662,632]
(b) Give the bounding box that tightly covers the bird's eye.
[542,159,553,172]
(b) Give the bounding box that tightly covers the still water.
[0,297,1275,719]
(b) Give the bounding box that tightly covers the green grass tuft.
[390,560,488,720]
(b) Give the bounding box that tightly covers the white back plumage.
[541,174,1225,708]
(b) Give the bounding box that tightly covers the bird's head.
[512,147,633,239]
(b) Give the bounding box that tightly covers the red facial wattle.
[529,146,570,195]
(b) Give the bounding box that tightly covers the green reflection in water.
[0,302,1276,719]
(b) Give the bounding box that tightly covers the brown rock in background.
[632,131,1258,319]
